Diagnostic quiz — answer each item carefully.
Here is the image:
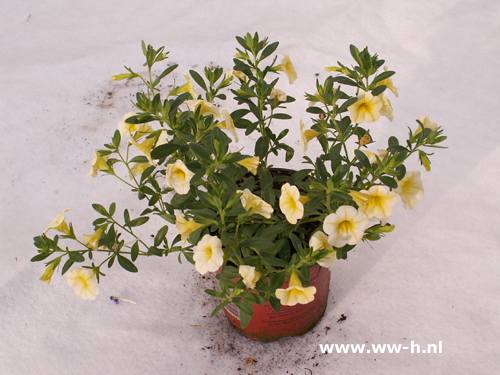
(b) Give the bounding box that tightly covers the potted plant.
[33,32,446,341]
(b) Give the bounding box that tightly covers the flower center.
[338,220,353,235]
[172,168,186,180]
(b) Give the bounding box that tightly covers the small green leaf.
[61,259,74,275]
[131,241,140,262]
[260,41,279,60]
[92,204,108,216]
[126,216,149,227]
[354,149,371,169]
[189,70,208,92]
[117,255,138,273]
[379,175,398,189]
[68,251,85,263]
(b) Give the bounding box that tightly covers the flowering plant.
[33,33,446,328]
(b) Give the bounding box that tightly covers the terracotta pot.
[221,265,331,342]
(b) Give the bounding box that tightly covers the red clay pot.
[221,266,331,342]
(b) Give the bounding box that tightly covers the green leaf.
[255,136,269,159]
[151,142,182,160]
[189,143,212,162]
[269,296,282,313]
[263,257,289,268]
[154,225,169,247]
[371,85,386,96]
[112,130,121,148]
[241,237,276,252]
[306,106,325,114]
[211,302,229,317]
[271,113,292,120]
[332,76,359,87]
[92,204,108,216]
[131,241,140,262]
[189,69,208,92]
[117,255,138,273]
[108,202,116,216]
[153,64,178,87]
[371,70,395,86]
[354,149,371,169]
[68,251,85,263]
[61,259,74,275]
[270,272,285,293]
[260,41,279,60]
[239,310,253,329]
[30,253,50,262]
[379,175,398,189]
[126,216,149,227]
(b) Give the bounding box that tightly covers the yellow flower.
[82,228,104,251]
[186,99,221,118]
[67,268,99,300]
[237,189,273,219]
[128,162,152,180]
[175,213,204,244]
[354,186,398,221]
[132,123,154,140]
[237,157,259,175]
[87,150,110,177]
[217,110,239,142]
[300,120,321,153]
[239,265,261,289]
[379,93,394,121]
[279,183,304,224]
[165,159,195,195]
[176,72,198,99]
[376,66,398,97]
[44,208,71,235]
[309,231,336,270]
[323,205,369,247]
[193,234,224,275]
[226,69,246,81]
[348,91,382,124]
[129,136,156,165]
[39,259,60,285]
[275,269,316,306]
[111,73,135,81]
[270,88,287,102]
[278,54,298,84]
[396,171,424,210]
[414,116,438,135]
[117,112,139,136]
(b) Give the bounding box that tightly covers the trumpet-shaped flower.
[278,54,298,84]
[175,213,204,244]
[237,189,273,218]
[193,234,224,275]
[132,123,154,140]
[415,116,438,135]
[275,269,316,306]
[87,150,110,177]
[217,110,239,142]
[396,171,424,209]
[270,88,287,102]
[279,183,304,224]
[376,66,398,97]
[176,72,198,99]
[239,265,261,289]
[128,162,152,180]
[44,208,71,235]
[348,91,382,124]
[186,99,221,118]
[67,268,99,300]
[117,112,140,135]
[165,159,195,195]
[82,228,104,251]
[39,260,60,285]
[352,186,398,221]
[237,157,259,175]
[324,205,369,247]
[309,231,336,270]
[129,135,156,165]
[226,69,246,81]
[300,120,320,153]
[379,93,394,121]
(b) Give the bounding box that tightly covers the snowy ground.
[1,1,499,374]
